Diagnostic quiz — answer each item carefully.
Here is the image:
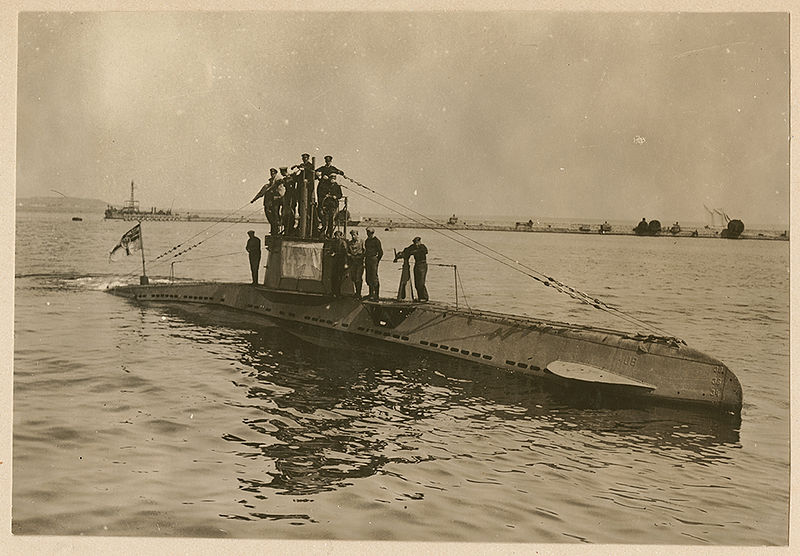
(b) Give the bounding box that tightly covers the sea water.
[12,211,789,544]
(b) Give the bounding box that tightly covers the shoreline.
[359,218,789,241]
[92,212,790,241]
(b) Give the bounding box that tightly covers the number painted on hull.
[710,366,725,394]
[620,354,638,367]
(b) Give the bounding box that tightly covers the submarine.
[107,157,743,415]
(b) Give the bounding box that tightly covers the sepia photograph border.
[0,1,796,554]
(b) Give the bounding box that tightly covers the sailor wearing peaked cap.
[245,230,261,285]
[347,229,366,298]
[406,236,428,301]
[364,227,383,301]
[251,169,282,235]
[316,155,345,209]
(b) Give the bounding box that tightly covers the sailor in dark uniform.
[245,230,261,285]
[293,152,315,207]
[347,229,365,298]
[315,155,344,207]
[278,167,295,234]
[408,236,429,301]
[364,227,383,301]
[396,236,428,301]
[320,174,342,238]
[393,246,413,300]
[251,168,280,234]
[330,230,348,297]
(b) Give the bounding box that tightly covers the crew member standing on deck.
[364,227,383,301]
[393,245,412,300]
[330,230,348,297]
[246,230,261,285]
[347,229,365,299]
[408,236,429,301]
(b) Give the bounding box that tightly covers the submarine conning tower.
[261,154,356,296]
[264,235,356,297]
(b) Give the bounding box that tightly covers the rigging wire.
[153,204,263,265]
[153,200,257,262]
[341,175,673,337]
[171,251,241,263]
[455,266,472,312]
[115,204,264,281]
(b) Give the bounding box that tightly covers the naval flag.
[109,224,142,261]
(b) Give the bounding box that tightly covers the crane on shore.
[703,204,731,227]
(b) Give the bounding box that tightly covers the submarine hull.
[108,281,743,414]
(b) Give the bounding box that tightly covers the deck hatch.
[364,304,417,329]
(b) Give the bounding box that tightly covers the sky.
[15,11,790,227]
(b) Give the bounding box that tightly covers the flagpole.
[139,219,149,285]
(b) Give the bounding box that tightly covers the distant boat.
[105,180,178,221]
[71,217,83,221]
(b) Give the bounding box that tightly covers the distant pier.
[359,217,789,241]
[105,212,788,241]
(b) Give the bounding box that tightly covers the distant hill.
[16,196,108,213]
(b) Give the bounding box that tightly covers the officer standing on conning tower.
[316,155,344,207]
[251,168,280,235]
[315,155,344,235]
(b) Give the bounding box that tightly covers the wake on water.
[15,272,192,291]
